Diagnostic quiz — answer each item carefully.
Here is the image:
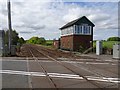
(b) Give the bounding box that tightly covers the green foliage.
[45,40,53,46]
[93,41,96,48]
[18,37,25,45]
[11,30,19,45]
[93,41,120,49]
[5,30,25,46]
[107,37,120,41]
[5,30,19,45]
[27,37,46,45]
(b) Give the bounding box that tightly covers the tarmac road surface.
[1,57,119,89]
[1,44,119,89]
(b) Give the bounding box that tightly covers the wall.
[60,35,92,51]
[60,35,73,51]
[73,35,92,51]
[53,40,60,49]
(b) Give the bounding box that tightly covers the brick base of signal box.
[60,35,92,51]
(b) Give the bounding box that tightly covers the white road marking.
[111,64,117,66]
[2,60,117,65]
[86,76,120,83]
[0,70,82,79]
[2,60,28,62]
[105,60,113,61]
[85,62,110,65]
[105,60,118,62]
[96,60,102,61]
[61,61,84,64]
[0,70,119,83]
[57,58,71,60]
[75,59,95,60]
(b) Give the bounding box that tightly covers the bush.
[45,40,53,46]
[107,37,120,41]
[5,30,19,45]
[46,43,52,46]
[18,37,25,45]
[27,37,46,45]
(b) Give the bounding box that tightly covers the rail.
[27,45,58,89]
[32,45,103,89]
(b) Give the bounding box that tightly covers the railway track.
[24,44,118,89]
[26,45,107,89]
[35,45,118,77]
[26,46,58,89]
[40,45,118,76]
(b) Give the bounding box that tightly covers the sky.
[0,0,119,40]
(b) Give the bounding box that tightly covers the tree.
[39,37,46,44]
[5,30,25,46]
[5,30,19,45]
[18,37,25,45]
[11,30,19,45]
[107,37,120,41]
[27,37,46,45]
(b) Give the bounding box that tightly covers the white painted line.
[40,60,52,62]
[105,60,118,62]
[1,60,113,66]
[57,58,71,60]
[0,70,119,83]
[0,70,83,80]
[50,75,83,79]
[86,76,120,83]
[105,60,113,61]
[86,62,109,65]
[26,57,32,88]
[40,60,113,65]
[96,60,102,61]
[2,59,117,66]
[75,59,94,60]
[48,73,80,77]
[61,61,84,64]
[38,58,49,60]
[111,64,117,65]
[2,60,53,62]
[2,60,28,62]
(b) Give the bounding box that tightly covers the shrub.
[18,37,25,45]
[107,37,120,41]
[27,37,46,45]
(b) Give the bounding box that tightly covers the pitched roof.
[60,16,95,30]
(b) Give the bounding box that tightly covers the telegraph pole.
[8,0,12,55]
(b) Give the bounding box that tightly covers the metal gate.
[113,44,120,59]
[0,30,5,57]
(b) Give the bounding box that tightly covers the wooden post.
[8,0,12,55]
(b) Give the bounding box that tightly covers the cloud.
[93,29,118,40]
[0,1,118,40]
[19,31,33,34]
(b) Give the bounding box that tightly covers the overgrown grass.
[45,40,53,46]
[93,41,120,49]
[38,40,54,49]
[37,40,54,50]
